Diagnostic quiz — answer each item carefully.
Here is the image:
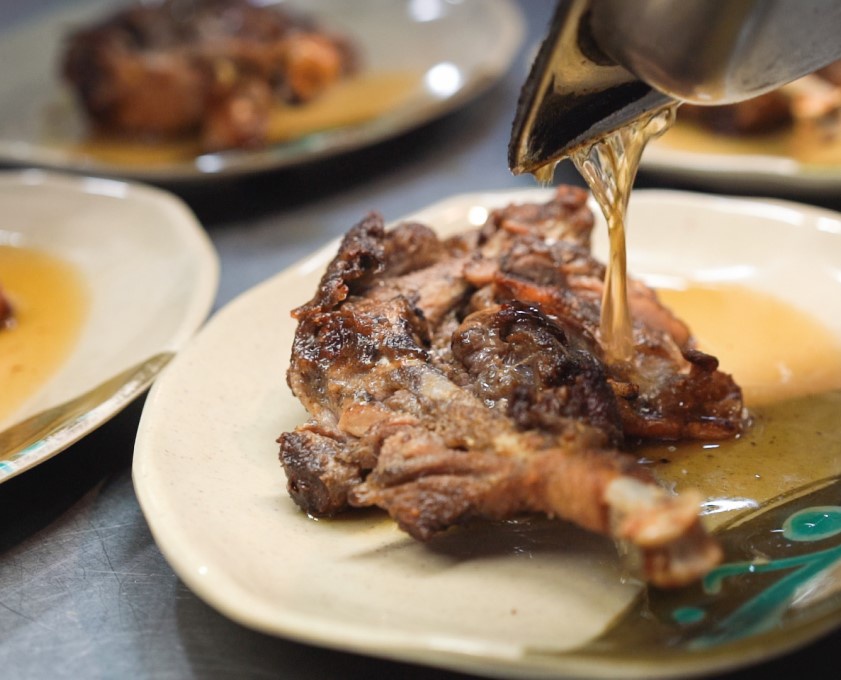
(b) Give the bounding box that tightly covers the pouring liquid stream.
[565,105,677,361]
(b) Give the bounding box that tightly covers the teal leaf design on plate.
[691,507,841,648]
[580,477,841,657]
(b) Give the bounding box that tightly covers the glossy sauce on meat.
[0,246,88,424]
[641,283,841,531]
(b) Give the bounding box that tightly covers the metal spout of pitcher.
[509,0,841,175]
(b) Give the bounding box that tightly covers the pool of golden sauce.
[636,283,841,531]
[0,245,88,424]
[63,71,420,166]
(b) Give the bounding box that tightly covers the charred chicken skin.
[62,0,358,151]
[278,187,745,588]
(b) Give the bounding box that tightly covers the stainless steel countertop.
[2,1,841,678]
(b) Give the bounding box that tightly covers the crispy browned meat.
[278,187,744,588]
[62,0,358,151]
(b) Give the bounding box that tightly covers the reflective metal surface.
[509,0,841,175]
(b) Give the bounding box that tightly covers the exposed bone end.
[606,477,722,588]
[639,521,723,589]
[608,478,703,547]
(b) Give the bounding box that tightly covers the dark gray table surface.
[2,1,841,678]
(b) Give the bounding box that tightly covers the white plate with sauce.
[0,169,218,482]
[133,187,841,679]
[0,0,525,184]
[642,113,841,195]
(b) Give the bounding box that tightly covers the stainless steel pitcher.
[509,0,841,175]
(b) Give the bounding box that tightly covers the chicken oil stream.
[548,106,677,361]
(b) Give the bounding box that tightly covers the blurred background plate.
[0,0,525,184]
[0,169,218,482]
[642,123,841,197]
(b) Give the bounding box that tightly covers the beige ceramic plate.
[0,170,218,482]
[133,188,841,679]
[0,0,524,183]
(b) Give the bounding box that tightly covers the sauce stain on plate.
[0,245,88,424]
